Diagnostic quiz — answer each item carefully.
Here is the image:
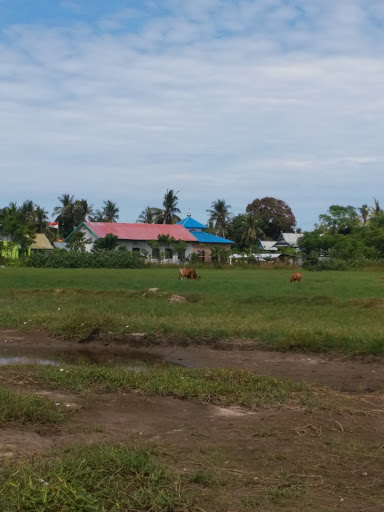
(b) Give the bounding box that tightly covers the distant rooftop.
[177,214,207,230]
[192,231,234,244]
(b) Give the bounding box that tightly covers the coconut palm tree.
[102,200,119,222]
[369,198,382,217]
[53,194,76,237]
[207,199,232,238]
[359,204,369,225]
[34,206,49,233]
[74,199,93,226]
[20,200,36,223]
[156,190,181,224]
[137,206,162,223]
[241,213,264,250]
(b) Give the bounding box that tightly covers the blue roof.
[177,216,207,229]
[192,231,234,244]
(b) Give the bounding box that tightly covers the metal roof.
[81,222,197,242]
[275,233,303,246]
[192,231,234,244]
[177,216,207,229]
[258,240,278,251]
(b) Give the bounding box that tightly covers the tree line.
[0,190,297,248]
[2,190,384,265]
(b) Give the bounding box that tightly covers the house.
[30,233,54,251]
[65,215,234,263]
[257,240,278,252]
[65,222,197,263]
[177,214,234,262]
[273,233,303,249]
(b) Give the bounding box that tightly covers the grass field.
[1,267,384,353]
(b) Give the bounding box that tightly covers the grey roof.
[259,240,278,251]
[275,233,303,246]
[53,241,68,250]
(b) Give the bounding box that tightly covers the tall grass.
[0,445,193,512]
[0,386,62,424]
[1,268,384,353]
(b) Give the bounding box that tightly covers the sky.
[1,0,384,230]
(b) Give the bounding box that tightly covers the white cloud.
[0,0,384,229]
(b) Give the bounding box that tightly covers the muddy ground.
[1,329,384,392]
[1,330,384,511]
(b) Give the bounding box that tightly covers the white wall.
[76,226,194,263]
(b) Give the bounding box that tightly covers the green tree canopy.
[246,197,296,240]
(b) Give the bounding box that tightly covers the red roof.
[84,222,197,242]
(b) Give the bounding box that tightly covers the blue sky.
[1,0,384,230]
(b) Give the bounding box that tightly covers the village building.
[273,232,303,249]
[0,229,53,259]
[30,233,54,252]
[257,240,278,252]
[177,214,233,262]
[65,214,234,263]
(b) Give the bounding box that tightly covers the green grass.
[1,267,384,353]
[0,445,194,512]
[9,365,308,409]
[0,385,63,424]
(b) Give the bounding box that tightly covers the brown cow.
[290,272,302,283]
[179,267,200,281]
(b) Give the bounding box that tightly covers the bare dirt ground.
[2,330,384,511]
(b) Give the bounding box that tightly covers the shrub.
[26,248,145,269]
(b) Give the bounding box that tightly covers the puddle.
[0,346,164,369]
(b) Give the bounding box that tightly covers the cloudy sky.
[1,0,384,230]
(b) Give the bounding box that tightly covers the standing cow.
[290,272,302,283]
[179,267,200,281]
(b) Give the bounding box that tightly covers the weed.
[0,445,194,511]
[0,385,62,424]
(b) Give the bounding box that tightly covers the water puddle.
[0,346,164,369]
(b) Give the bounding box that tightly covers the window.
[152,248,160,259]
[165,248,173,259]
[132,247,140,252]
[197,250,206,263]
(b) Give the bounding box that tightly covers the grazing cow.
[179,267,200,281]
[290,272,302,283]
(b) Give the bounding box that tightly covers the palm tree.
[102,200,119,222]
[34,206,49,233]
[89,210,105,222]
[156,190,181,224]
[370,198,381,217]
[21,200,36,223]
[137,206,162,223]
[241,213,264,250]
[53,194,76,238]
[74,199,93,225]
[207,199,232,238]
[359,204,369,225]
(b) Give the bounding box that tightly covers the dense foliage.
[246,197,296,239]
[27,249,145,268]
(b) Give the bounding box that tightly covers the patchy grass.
[0,445,194,512]
[1,267,384,352]
[0,385,62,424]
[7,365,309,409]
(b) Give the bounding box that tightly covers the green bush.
[305,258,348,271]
[26,249,145,269]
